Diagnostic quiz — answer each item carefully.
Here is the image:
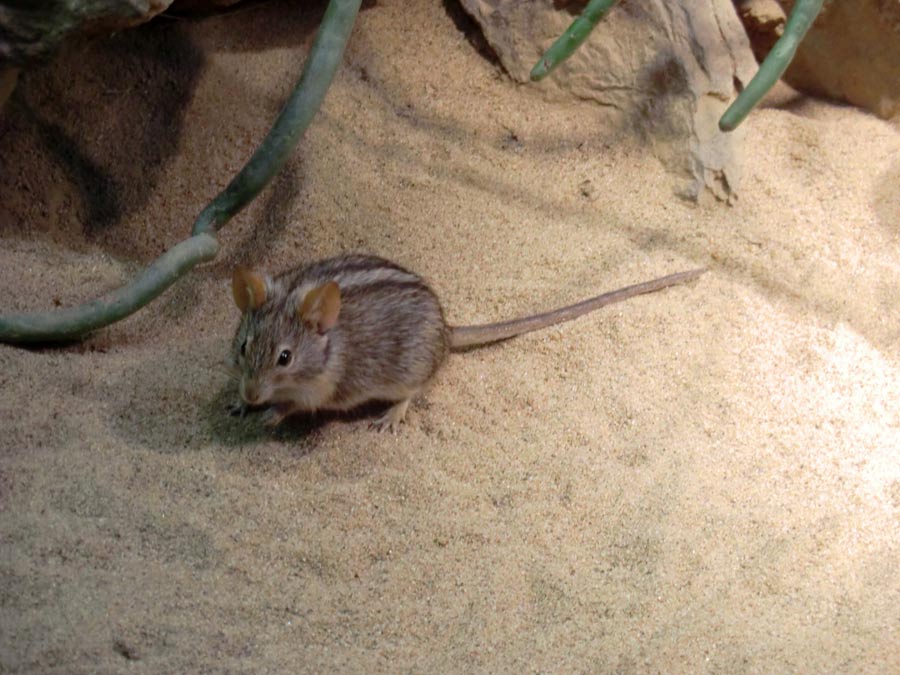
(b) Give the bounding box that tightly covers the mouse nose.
[240,378,261,405]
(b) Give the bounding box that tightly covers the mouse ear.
[232,267,268,313]
[298,281,341,334]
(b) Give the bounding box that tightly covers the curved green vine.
[719,0,824,132]
[0,234,219,343]
[529,0,823,134]
[0,0,362,344]
[530,0,619,82]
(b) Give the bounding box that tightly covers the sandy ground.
[1,1,899,672]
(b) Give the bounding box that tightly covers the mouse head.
[229,266,341,410]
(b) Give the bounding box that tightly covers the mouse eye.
[277,349,292,367]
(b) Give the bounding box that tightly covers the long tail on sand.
[449,268,705,349]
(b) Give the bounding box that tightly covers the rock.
[736,0,786,61]
[739,0,900,120]
[458,0,759,201]
[0,0,173,65]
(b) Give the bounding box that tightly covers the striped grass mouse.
[227,254,704,431]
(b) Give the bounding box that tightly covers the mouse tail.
[448,268,705,350]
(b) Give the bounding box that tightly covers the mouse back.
[288,255,450,408]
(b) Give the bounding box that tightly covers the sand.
[1,1,899,672]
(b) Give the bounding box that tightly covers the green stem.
[193,0,362,234]
[0,0,362,344]
[719,0,824,132]
[0,234,218,343]
[530,0,619,82]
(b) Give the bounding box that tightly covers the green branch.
[530,0,619,81]
[193,0,362,234]
[0,0,362,344]
[528,0,822,132]
[0,234,218,343]
[719,0,824,132]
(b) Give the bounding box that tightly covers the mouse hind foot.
[371,397,412,433]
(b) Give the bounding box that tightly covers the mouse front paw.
[226,400,248,418]
[261,405,292,428]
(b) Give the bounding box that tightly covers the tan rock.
[458,0,759,201]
